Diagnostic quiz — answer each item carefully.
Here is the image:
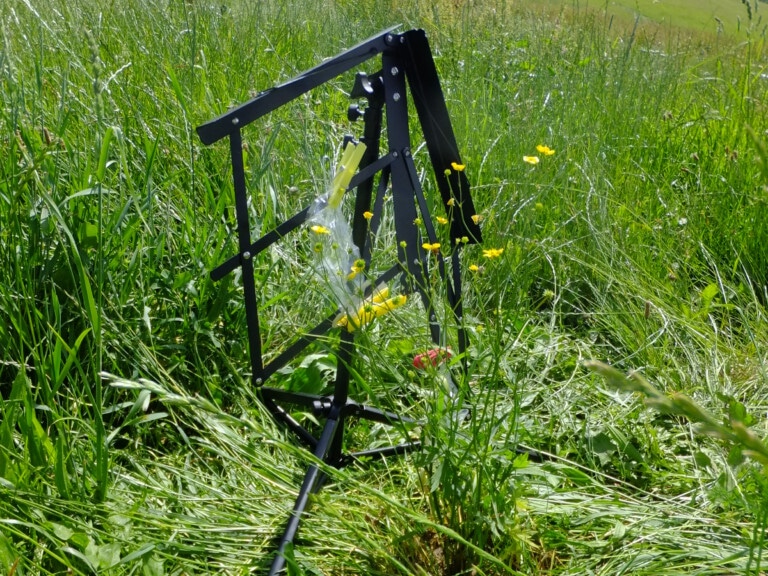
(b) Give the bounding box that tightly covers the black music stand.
[196,28,482,574]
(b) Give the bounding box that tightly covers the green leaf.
[0,532,19,573]
[50,521,74,541]
[96,542,121,569]
[727,399,751,425]
[142,553,164,576]
[61,545,96,573]
[694,451,712,467]
[610,520,626,541]
[78,222,100,248]
[700,283,718,307]
[590,432,616,454]
[727,445,744,467]
[69,532,92,550]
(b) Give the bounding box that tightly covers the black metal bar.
[260,315,336,384]
[350,72,386,251]
[198,28,399,145]
[268,410,342,575]
[347,403,420,426]
[259,263,402,384]
[326,331,354,466]
[403,149,456,346]
[346,441,422,462]
[210,154,396,282]
[210,206,311,281]
[261,387,330,410]
[402,29,482,244]
[350,152,396,195]
[259,392,319,450]
[382,51,425,285]
[230,130,264,381]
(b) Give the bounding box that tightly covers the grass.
[545,0,767,38]
[1,0,768,573]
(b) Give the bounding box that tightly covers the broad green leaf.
[142,553,165,576]
[700,282,719,306]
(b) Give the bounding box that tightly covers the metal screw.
[232,117,240,125]
[393,92,401,102]
[391,66,399,76]
[255,377,263,385]
[243,251,251,260]
[386,34,394,43]
[392,151,398,158]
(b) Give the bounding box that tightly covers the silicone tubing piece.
[327,141,367,208]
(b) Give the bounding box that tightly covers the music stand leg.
[268,408,342,575]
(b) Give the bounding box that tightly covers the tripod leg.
[269,411,341,575]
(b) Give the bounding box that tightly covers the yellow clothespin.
[327,141,367,209]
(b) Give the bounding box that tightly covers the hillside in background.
[544,0,765,38]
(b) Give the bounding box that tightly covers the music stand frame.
[196,28,481,574]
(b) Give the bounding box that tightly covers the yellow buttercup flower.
[336,288,407,332]
[482,248,504,259]
[351,259,366,273]
[471,214,483,225]
[451,162,466,172]
[536,144,555,156]
[436,216,448,225]
[363,211,374,220]
[447,198,455,207]
[523,156,540,165]
[311,225,330,235]
[469,264,480,272]
[347,259,366,281]
[422,242,441,254]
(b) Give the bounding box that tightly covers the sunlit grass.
[1,0,767,573]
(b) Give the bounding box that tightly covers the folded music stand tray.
[196,27,482,574]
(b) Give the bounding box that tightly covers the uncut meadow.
[1,0,768,574]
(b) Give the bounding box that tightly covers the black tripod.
[196,28,482,574]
